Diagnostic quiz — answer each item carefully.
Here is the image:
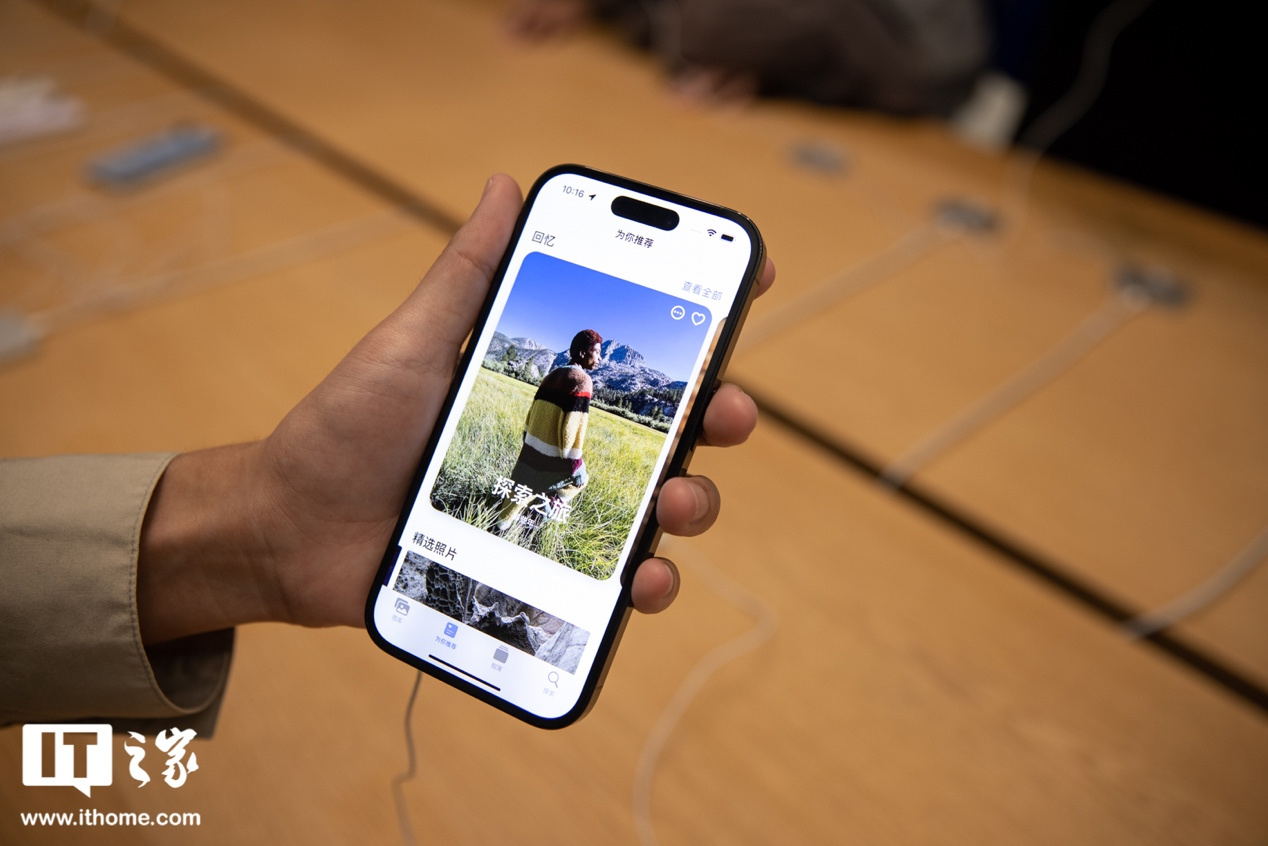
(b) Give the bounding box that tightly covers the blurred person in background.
[506,0,990,114]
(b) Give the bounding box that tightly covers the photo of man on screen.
[495,329,602,533]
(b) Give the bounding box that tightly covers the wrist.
[137,443,283,644]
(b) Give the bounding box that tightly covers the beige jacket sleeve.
[0,454,233,735]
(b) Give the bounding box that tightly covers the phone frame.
[365,164,765,728]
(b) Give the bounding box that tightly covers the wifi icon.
[706,229,717,237]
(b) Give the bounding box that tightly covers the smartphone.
[365,165,765,727]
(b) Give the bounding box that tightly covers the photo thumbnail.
[393,552,591,674]
[430,251,713,580]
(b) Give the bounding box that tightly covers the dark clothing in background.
[594,0,990,115]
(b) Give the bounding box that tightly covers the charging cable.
[392,670,424,846]
[879,262,1189,487]
[632,538,780,846]
[1123,527,1268,639]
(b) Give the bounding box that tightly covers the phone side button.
[682,380,723,470]
[679,439,698,473]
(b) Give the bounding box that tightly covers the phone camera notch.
[611,196,680,231]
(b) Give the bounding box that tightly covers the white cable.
[1,139,285,328]
[29,209,411,333]
[699,2,1160,360]
[391,670,424,846]
[632,539,779,846]
[879,291,1149,486]
[737,223,952,353]
[1123,527,1268,639]
[5,233,90,302]
[0,136,287,241]
[1002,0,1157,239]
[0,90,205,165]
[875,0,1162,485]
[1,125,393,335]
[631,11,1158,838]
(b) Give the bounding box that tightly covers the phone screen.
[367,166,762,726]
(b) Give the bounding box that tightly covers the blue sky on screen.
[494,251,710,382]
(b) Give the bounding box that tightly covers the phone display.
[366,165,764,727]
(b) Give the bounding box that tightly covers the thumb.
[392,173,524,351]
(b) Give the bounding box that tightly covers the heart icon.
[691,312,706,326]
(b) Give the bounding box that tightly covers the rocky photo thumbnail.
[393,551,591,674]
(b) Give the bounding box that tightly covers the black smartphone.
[365,165,765,728]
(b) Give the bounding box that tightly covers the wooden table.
[97,0,1268,687]
[2,1,1265,843]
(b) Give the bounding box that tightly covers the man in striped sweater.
[496,329,603,532]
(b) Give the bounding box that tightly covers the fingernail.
[692,482,710,520]
[659,560,680,598]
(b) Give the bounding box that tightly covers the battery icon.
[720,233,734,242]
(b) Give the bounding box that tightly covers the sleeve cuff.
[0,454,234,733]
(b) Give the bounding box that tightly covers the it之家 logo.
[22,724,199,797]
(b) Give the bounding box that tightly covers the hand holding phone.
[365,166,766,727]
[133,170,769,726]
